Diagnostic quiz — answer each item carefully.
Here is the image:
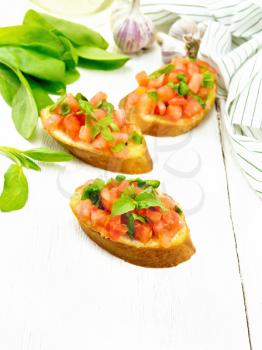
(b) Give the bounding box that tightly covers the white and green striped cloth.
[140,0,262,199]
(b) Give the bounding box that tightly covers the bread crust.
[41,108,153,174]
[119,82,216,137]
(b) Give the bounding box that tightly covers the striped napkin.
[140,0,262,199]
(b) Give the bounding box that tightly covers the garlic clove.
[157,32,186,64]
[169,17,199,41]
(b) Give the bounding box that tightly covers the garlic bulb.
[157,32,186,64]
[158,18,206,63]
[111,0,155,54]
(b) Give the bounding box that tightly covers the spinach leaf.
[23,10,108,49]
[76,46,129,69]
[32,79,66,96]
[26,76,53,112]
[78,57,128,71]
[58,35,78,69]
[0,63,20,105]
[0,25,65,58]
[62,68,80,84]
[0,46,65,82]
[24,148,73,162]
[0,164,28,212]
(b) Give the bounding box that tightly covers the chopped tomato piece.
[155,101,166,116]
[188,73,203,94]
[94,109,107,120]
[101,187,119,211]
[157,85,174,102]
[169,96,187,106]
[90,91,107,107]
[198,87,209,99]
[112,132,129,144]
[117,180,130,192]
[168,72,179,83]
[91,207,109,227]
[66,94,80,113]
[166,105,183,120]
[62,115,81,139]
[127,92,139,106]
[146,208,162,223]
[148,75,165,89]
[75,200,92,221]
[174,62,187,71]
[79,126,92,143]
[134,222,152,244]
[184,97,202,117]
[136,71,149,87]
[113,109,126,128]
[162,210,180,227]
[187,62,200,76]
[107,216,128,240]
[92,135,109,150]
[43,114,63,132]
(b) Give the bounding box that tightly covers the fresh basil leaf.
[98,115,113,127]
[76,92,88,101]
[111,142,126,153]
[24,10,108,49]
[202,71,214,88]
[81,179,105,205]
[91,125,101,139]
[0,164,28,212]
[101,127,114,142]
[100,100,114,116]
[0,146,41,171]
[61,102,71,115]
[132,213,146,223]
[23,148,73,162]
[148,90,158,101]
[125,213,135,239]
[122,185,136,198]
[111,195,136,216]
[167,81,179,90]
[130,131,143,144]
[145,180,160,188]
[135,189,166,210]
[178,81,189,96]
[79,100,96,120]
[116,175,126,182]
[149,64,174,79]
[177,73,186,82]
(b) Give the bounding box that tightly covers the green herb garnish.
[178,81,189,95]
[101,126,114,142]
[175,206,183,215]
[116,175,126,182]
[148,90,158,101]
[111,142,126,153]
[60,102,71,115]
[190,93,205,108]
[149,64,174,79]
[124,213,147,239]
[202,71,214,88]
[81,178,105,206]
[130,131,143,144]
[177,73,187,82]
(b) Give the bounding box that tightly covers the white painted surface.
[0,1,261,350]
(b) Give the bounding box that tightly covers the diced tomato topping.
[107,216,128,240]
[136,71,149,86]
[134,222,152,244]
[157,85,174,102]
[90,91,107,107]
[148,75,165,88]
[184,97,202,117]
[188,73,203,94]
[198,87,209,99]
[166,105,183,121]
[44,113,63,132]
[155,101,166,116]
[174,62,187,71]
[117,180,130,192]
[113,109,126,128]
[127,92,139,106]
[112,132,129,144]
[74,200,92,221]
[187,62,200,76]
[92,135,109,150]
[66,94,80,113]
[101,187,119,211]
[168,72,179,83]
[62,115,81,139]
[79,126,92,143]
[91,207,109,227]
[169,96,187,106]
[146,208,162,223]
[94,109,107,120]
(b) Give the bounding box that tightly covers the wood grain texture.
[0,2,260,350]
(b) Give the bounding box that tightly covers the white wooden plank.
[0,2,251,349]
[220,105,262,350]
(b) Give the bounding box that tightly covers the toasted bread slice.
[40,94,153,174]
[70,178,195,268]
[120,57,217,136]
[120,86,216,137]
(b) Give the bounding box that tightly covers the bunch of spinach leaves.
[0,9,129,140]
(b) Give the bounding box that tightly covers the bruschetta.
[70,175,195,268]
[120,57,217,136]
[41,92,153,174]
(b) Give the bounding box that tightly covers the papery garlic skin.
[111,0,155,54]
[157,32,186,63]
[169,18,199,41]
